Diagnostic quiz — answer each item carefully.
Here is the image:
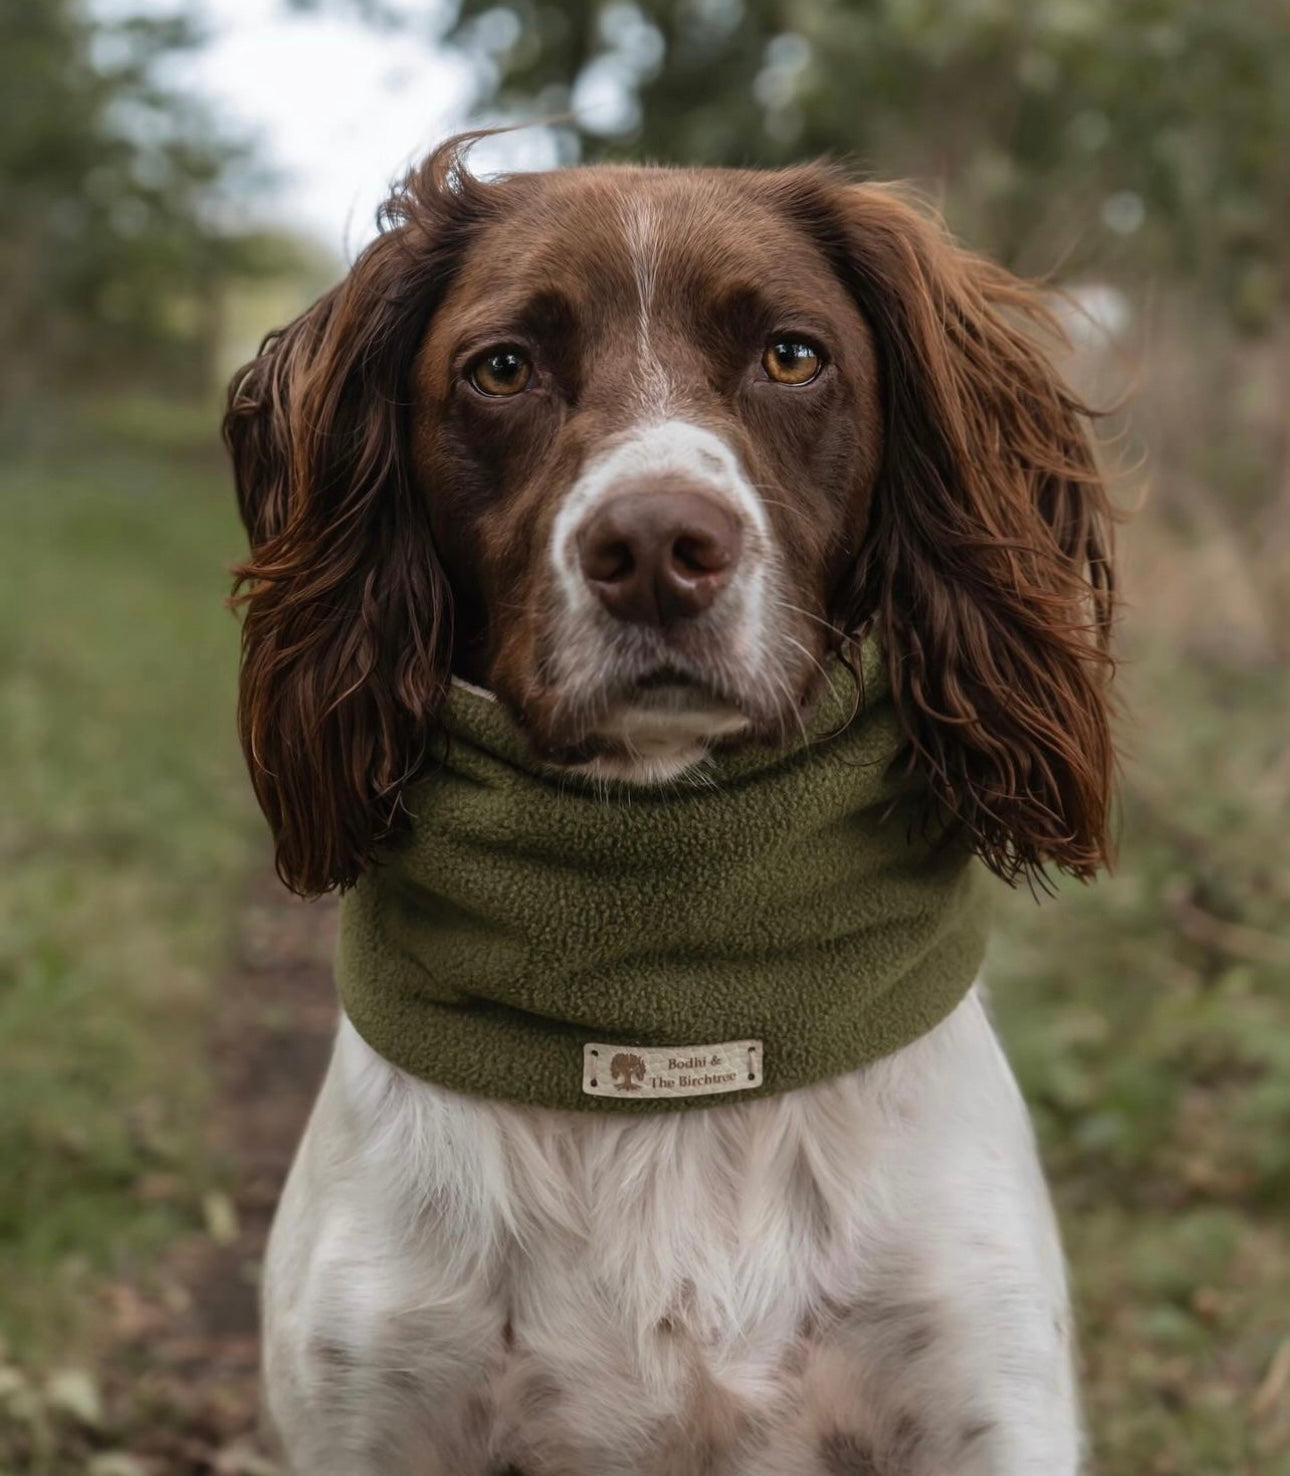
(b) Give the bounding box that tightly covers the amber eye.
[762,339,822,385]
[469,348,533,397]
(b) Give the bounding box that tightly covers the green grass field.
[0,407,1286,1472]
[0,407,259,1362]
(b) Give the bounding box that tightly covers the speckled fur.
[263,989,1080,1474]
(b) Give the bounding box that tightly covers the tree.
[445,0,1290,329]
[0,0,288,399]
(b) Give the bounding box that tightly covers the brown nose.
[577,489,743,626]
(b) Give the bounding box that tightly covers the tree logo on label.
[610,1052,647,1091]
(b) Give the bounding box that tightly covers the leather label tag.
[582,1039,763,1100]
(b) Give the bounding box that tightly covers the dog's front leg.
[925,1052,1085,1475]
[745,999,1083,1476]
[746,1217,1080,1476]
[895,1003,1084,1474]
[261,1035,506,1475]
[909,1258,1082,1476]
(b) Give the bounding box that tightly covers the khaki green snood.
[338,642,990,1112]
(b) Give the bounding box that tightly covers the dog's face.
[226,141,1115,896]
[411,166,882,778]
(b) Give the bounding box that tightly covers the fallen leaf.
[44,1366,103,1428]
[203,1190,240,1245]
[0,1366,30,1402]
[1253,1336,1290,1419]
[88,1454,153,1476]
[214,1441,281,1475]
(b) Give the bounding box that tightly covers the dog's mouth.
[511,618,835,781]
[621,666,721,703]
[633,667,694,691]
[527,660,795,782]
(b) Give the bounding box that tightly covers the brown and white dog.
[226,137,1114,1476]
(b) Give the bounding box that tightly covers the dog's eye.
[762,339,822,385]
[469,349,533,397]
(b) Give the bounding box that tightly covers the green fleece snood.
[337,642,991,1112]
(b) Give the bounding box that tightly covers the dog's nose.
[577,489,743,625]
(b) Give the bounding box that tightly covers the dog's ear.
[807,176,1116,885]
[223,141,490,896]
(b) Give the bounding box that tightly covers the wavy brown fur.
[789,173,1115,886]
[225,142,498,895]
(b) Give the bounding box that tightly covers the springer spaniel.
[225,137,1114,1476]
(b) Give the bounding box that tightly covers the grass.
[0,400,1286,1472]
[992,640,1290,1473]
[0,405,259,1359]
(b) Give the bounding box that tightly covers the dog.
[225,136,1114,1475]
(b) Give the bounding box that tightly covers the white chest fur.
[262,988,1080,1475]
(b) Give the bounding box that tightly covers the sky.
[118,0,556,258]
[191,0,468,255]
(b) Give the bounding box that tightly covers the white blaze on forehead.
[619,193,674,415]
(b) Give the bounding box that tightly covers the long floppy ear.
[813,177,1116,885]
[223,141,492,896]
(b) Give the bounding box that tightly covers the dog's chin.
[572,683,753,785]
[508,648,830,784]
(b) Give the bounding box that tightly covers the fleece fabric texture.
[337,642,991,1112]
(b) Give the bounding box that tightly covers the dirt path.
[96,876,338,1474]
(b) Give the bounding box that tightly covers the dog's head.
[226,138,1114,897]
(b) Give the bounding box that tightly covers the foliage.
[992,636,1290,1471]
[0,1,293,399]
[446,0,1290,328]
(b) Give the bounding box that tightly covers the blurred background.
[1,1,1287,1471]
